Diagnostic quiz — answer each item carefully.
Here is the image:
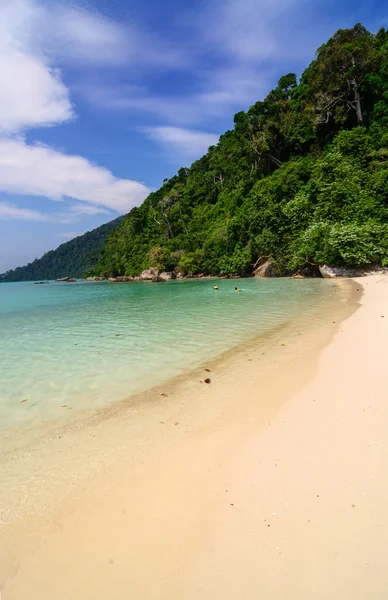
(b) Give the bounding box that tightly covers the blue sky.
[0,0,387,272]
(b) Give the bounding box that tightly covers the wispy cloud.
[0,200,111,224]
[85,79,268,127]
[0,201,51,222]
[52,4,187,69]
[0,0,288,137]
[49,4,131,67]
[59,231,83,240]
[145,127,219,158]
[69,204,111,216]
[0,137,150,213]
[80,0,337,132]
[195,0,297,62]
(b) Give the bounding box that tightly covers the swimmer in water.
[235,286,241,292]
[213,285,219,290]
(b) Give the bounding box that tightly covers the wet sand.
[2,276,388,599]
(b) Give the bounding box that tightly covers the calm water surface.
[0,278,337,435]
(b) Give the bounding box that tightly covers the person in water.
[235,286,241,292]
[213,285,219,290]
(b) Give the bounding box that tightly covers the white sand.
[2,276,388,599]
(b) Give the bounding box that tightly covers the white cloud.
[145,127,219,158]
[0,0,74,133]
[0,0,185,134]
[0,137,150,213]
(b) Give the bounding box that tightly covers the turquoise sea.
[0,278,337,438]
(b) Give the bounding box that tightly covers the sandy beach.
[2,275,388,599]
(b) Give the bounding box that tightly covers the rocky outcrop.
[140,268,160,281]
[254,260,274,277]
[159,271,175,281]
[319,264,388,278]
[106,276,134,282]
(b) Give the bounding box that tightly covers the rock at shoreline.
[159,272,176,281]
[319,264,388,278]
[140,268,160,281]
[254,260,274,277]
[107,276,134,282]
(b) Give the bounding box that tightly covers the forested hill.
[0,216,124,282]
[93,24,388,279]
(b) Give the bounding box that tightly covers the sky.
[0,0,387,272]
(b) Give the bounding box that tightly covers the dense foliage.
[0,217,124,282]
[93,24,388,278]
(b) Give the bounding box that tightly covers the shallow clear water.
[0,278,336,435]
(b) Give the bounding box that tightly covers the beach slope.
[3,276,388,599]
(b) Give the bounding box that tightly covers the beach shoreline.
[3,276,388,598]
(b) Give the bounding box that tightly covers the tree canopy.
[92,24,388,278]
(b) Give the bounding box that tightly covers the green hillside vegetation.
[0,216,124,282]
[93,24,388,278]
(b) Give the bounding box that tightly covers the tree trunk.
[354,84,363,123]
[348,78,363,123]
[163,213,173,239]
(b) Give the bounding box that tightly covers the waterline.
[1,278,339,441]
